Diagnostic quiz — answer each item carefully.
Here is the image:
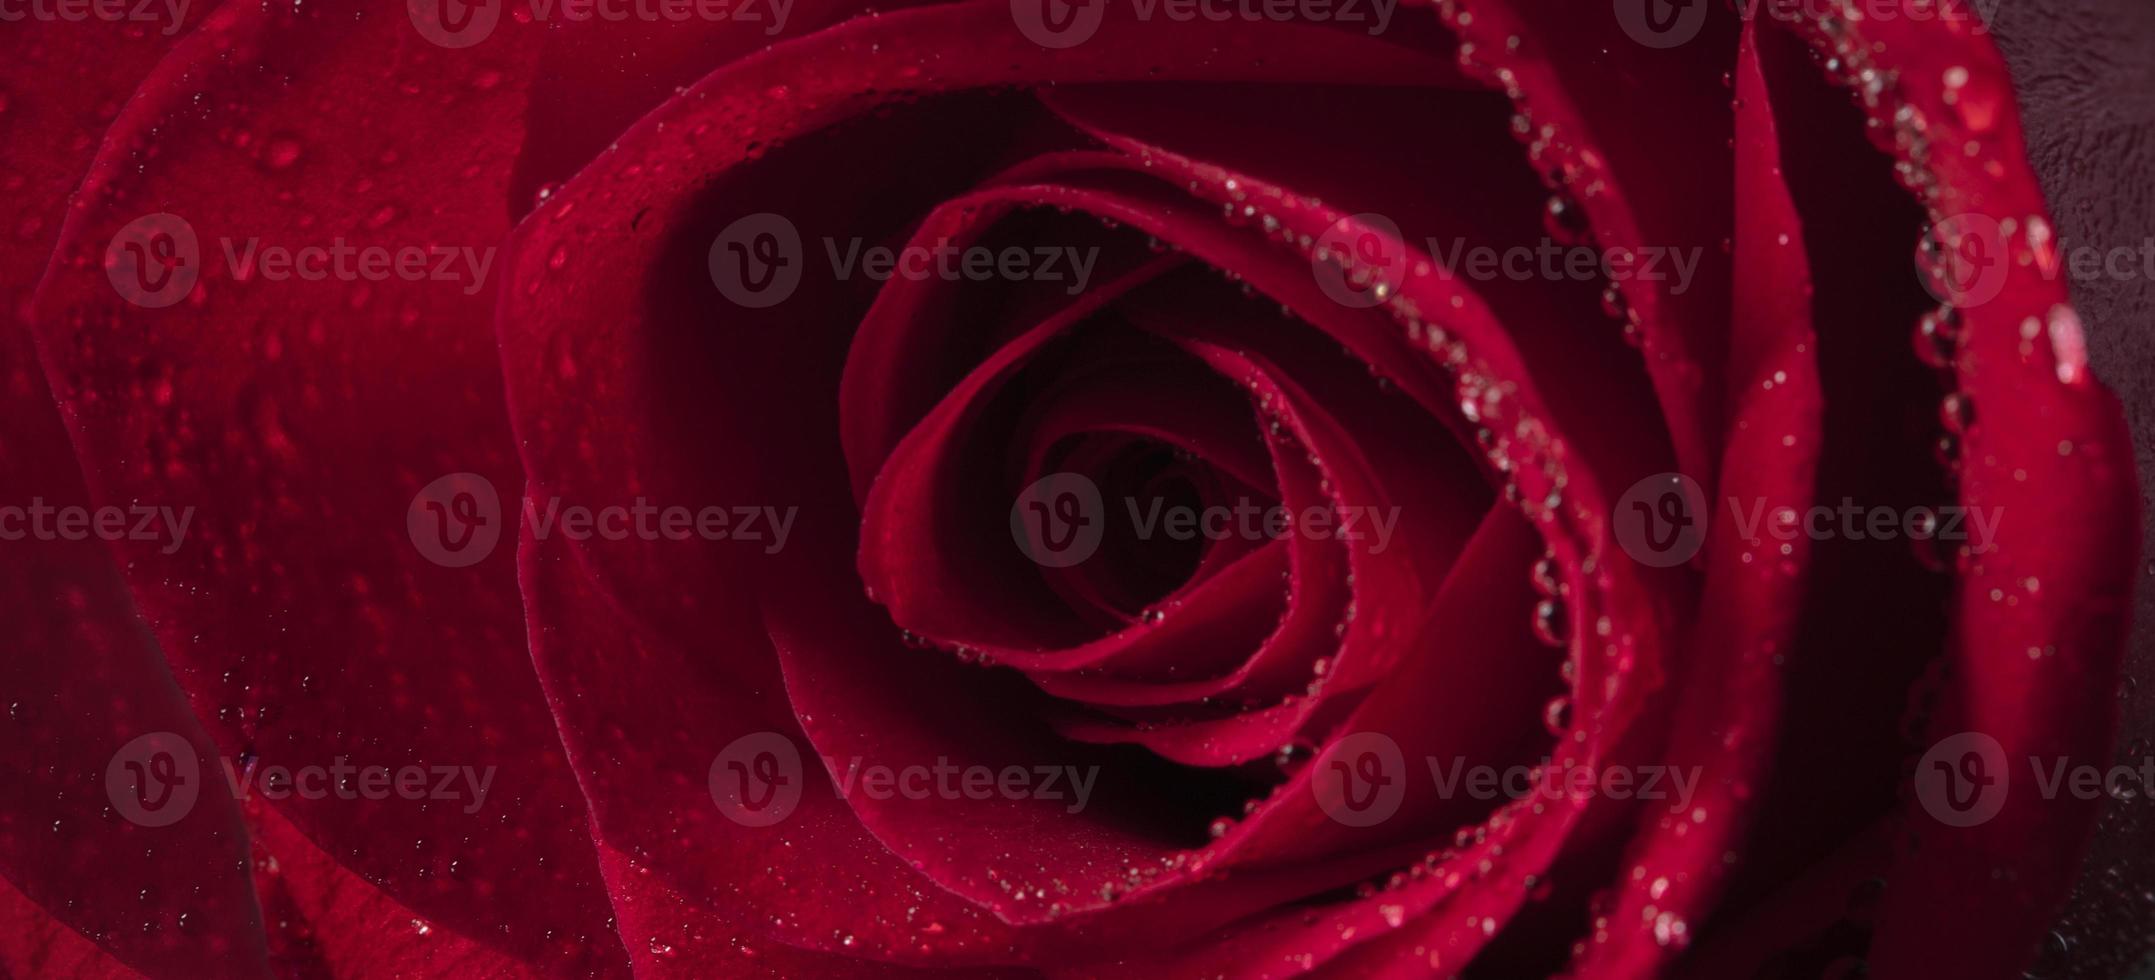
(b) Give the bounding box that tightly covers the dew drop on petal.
[1939,392,1975,433]
[263,136,303,171]
[1913,307,1960,368]
[1543,696,1572,736]
[1532,598,1568,647]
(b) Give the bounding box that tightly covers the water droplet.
[1532,598,1568,647]
[1939,393,1975,433]
[262,136,302,171]
[1911,527,1961,573]
[2026,929,2071,978]
[1543,696,1572,735]
[1651,911,1688,947]
[1934,433,1962,470]
[1542,193,1590,246]
[1531,553,1562,596]
[1913,307,1960,368]
[1940,65,2001,133]
[2047,304,2088,385]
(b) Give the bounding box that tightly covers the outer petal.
[3,6,268,978]
[1443,0,1737,482]
[1806,4,2145,973]
[26,2,626,973]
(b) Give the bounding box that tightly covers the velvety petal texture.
[1,0,2145,976]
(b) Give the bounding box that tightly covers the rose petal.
[1442,0,1736,482]
[1566,22,1824,975]
[515,526,1054,969]
[3,7,269,978]
[26,5,626,972]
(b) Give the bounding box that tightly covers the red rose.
[1,0,2147,976]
